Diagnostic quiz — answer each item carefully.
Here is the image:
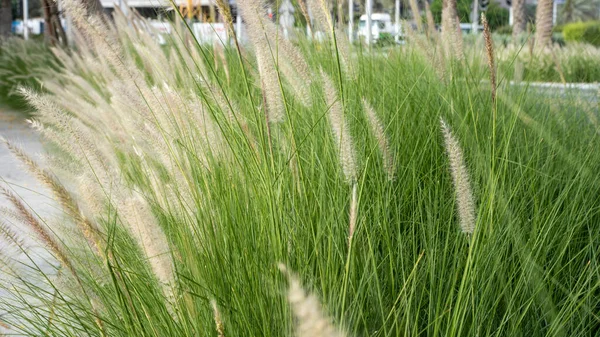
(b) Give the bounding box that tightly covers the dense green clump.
[0,38,62,111]
[563,21,600,46]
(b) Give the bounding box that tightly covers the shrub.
[495,25,512,35]
[496,43,600,82]
[376,32,395,46]
[552,24,565,33]
[563,21,600,46]
[0,38,62,110]
[430,0,509,30]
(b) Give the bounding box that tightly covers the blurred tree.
[535,0,553,47]
[560,0,600,23]
[431,0,474,23]
[485,1,508,29]
[1,0,11,36]
[512,0,526,38]
[41,0,67,45]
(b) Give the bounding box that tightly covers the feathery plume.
[0,186,77,276]
[549,46,566,85]
[308,0,334,33]
[404,21,446,81]
[1,138,104,255]
[211,300,225,337]
[453,14,464,60]
[215,0,235,39]
[297,0,312,32]
[481,14,496,103]
[440,118,476,235]
[321,70,358,183]
[440,9,453,59]
[333,28,357,80]
[19,88,114,174]
[362,99,395,180]
[262,20,314,106]
[278,264,347,337]
[237,0,285,123]
[119,195,174,289]
[425,2,437,39]
[0,206,27,224]
[0,220,26,257]
[409,0,423,33]
[441,8,463,60]
[348,183,358,244]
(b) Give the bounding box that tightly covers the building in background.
[99,0,238,22]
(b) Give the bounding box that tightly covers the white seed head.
[280,265,347,337]
[321,70,358,183]
[237,0,285,123]
[119,194,174,289]
[362,100,395,181]
[440,118,476,235]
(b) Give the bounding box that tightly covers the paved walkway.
[0,109,57,334]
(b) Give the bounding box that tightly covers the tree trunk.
[512,0,527,41]
[534,0,553,49]
[42,0,57,44]
[443,0,459,23]
[0,0,12,37]
[42,0,67,46]
[51,1,68,44]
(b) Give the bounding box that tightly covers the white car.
[358,13,395,41]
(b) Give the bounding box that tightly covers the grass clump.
[494,42,600,83]
[0,38,62,111]
[1,1,600,336]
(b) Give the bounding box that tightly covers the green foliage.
[496,43,600,82]
[376,32,395,46]
[484,1,509,30]
[0,38,62,110]
[430,0,508,30]
[495,25,513,35]
[553,24,566,33]
[563,21,600,46]
[560,0,600,24]
[430,0,473,23]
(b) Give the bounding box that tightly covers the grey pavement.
[0,109,57,334]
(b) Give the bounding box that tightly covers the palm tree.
[512,0,527,40]
[535,0,553,48]
[561,0,600,23]
[0,0,11,37]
